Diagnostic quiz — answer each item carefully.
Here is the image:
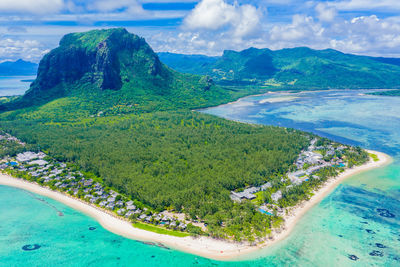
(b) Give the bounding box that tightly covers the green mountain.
[11,28,226,112]
[0,59,38,76]
[157,52,218,75]
[0,28,312,240]
[158,47,400,89]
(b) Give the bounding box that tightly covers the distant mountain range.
[158,48,400,89]
[0,59,38,76]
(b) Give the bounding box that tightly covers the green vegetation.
[158,47,400,90]
[132,222,190,237]
[344,147,370,168]
[0,96,19,104]
[0,111,308,240]
[0,138,25,158]
[369,153,379,162]
[0,132,30,158]
[158,52,218,75]
[278,167,338,208]
[0,28,370,241]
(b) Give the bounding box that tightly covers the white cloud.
[0,38,48,61]
[184,0,236,31]
[270,15,324,42]
[2,1,400,60]
[139,0,196,2]
[151,9,400,58]
[315,3,337,22]
[0,0,64,14]
[331,0,400,11]
[329,15,400,54]
[87,0,144,14]
[184,0,262,38]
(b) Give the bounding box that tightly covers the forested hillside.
[158,47,400,89]
[0,29,311,240]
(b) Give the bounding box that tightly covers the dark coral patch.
[369,250,384,257]
[376,243,386,248]
[22,244,41,251]
[348,255,359,261]
[376,208,395,218]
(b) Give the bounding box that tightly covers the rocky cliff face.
[25,28,164,99]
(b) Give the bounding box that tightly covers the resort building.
[271,190,282,202]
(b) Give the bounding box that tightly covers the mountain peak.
[25,28,164,101]
[59,28,132,50]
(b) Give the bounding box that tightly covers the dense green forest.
[0,138,25,158]
[158,47,400,89]
[1,110,309,239]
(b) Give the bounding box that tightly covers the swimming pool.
[258,208,273,215]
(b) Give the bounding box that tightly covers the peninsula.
[0,140,390,260]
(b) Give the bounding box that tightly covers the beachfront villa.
[230,137,349,212]
[16,151,46,162]
[271,190,282,202]
[230,182,272,202]
[28,159,48,166]
[1,134,190,233]
[1,132,356,242]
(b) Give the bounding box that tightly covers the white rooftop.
[271,190,282,202]
[29,160,48,166]
[16,151,46,162]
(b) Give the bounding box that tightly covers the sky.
[1,0,400,62]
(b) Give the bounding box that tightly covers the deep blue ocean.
[1,90,399,266]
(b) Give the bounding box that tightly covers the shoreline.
[197,88,395,112]
[0,150,391,261]
[247,149,392,258]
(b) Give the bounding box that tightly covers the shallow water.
[1,89,400,266]
[0,76,35,96]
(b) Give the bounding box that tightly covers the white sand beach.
[260,150,392,251]
[258,96,298,104]
[0,150,391,261]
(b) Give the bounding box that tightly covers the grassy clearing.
[369,153,379,162]
[252,191,264,205]
[132,222,190,237]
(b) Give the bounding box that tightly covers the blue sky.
[1,0,400,62]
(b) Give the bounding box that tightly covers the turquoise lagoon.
[0,76,35,96]
[1,90,400,266]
